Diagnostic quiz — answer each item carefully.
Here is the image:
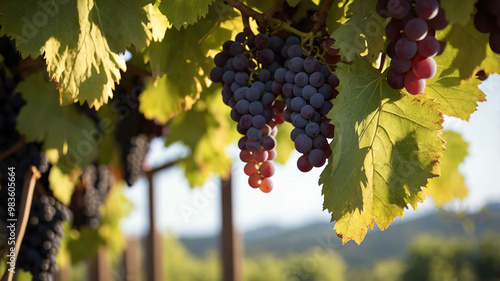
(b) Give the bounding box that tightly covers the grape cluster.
[377,0,448,95]
[474,0,500,53]
[70,164,110,229]
[272,36,338,172]
[17,195,71,281]
[211,30,286,193]
[0,75,43,221]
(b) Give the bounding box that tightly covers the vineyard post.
[221,171,242,281]
[121,237,141,281]
[1,166,40,281]
[87,248,112,281]
[145,171,163,281]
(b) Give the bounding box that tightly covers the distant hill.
[180,204,500,268]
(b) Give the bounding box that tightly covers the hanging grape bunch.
[377,0,448,95]
[273,36,338,172]
[474,0,500,53]
[211,28,286,193]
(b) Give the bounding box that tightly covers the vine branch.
[0,137,26,162]
[263,0,286,25]
[1,166,41,281]
[224,0,265,23]
[312,0,335,32]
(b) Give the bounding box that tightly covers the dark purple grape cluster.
[377,0,448,95]
[0,75,44,221]
[70,164,110,230]
[272,36,337,172]
[211,30,287,193]
[474,0,500,53]
[17,195,71,281]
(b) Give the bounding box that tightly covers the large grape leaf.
[16,72,97,171]
[0,0,152,108]
[319,58,444,244]
[332,0,387,62]
[426,131,468,206]
[442,21,500,80]
[166,87,238,187]
[141,6,235,123]
[139,75,200,124]
[146,1,171,42]
[159,0,214,29]
[425,41,486,120]
[441,0,476,25]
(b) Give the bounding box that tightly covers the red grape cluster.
[474,0,500,53]
[211,30,286,193]
[377,0,448,95]
[272,36,338,172]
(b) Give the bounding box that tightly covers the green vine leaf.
[425,41,486,120]
[426,131,468,206]
[331,0,387,62]
[159,0,215,29]
[440,0,476,26]
[0,0,152,108]
[166,88,237,187]
[16,73,97,172]
[146,1,171,42]
[49,166,79,205]
[320,58,444,244]
[442,21,500,80]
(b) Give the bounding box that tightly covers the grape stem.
[223,0,266,23]
[311,0,335,32]
[1,166,41,281]
[262,0,286,26]
[0,137,26,162]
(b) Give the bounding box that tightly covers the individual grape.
[251,81,265,92]
[288,57,305,72]
[223,71,235,84]
[294,72,309,87]
[305,122,320,138]
[259,48,275,65]
[285,71,296,83]
[247,127,263,141]
[385,20,403,41]
[303,57,321,73]
[404,18,428,41]
[301,85,316,100]
[282,83,294,98]
[319,101,333,116]
[259,178,273,193]
[297,154,313,172]
[254,148,269,162]
[395,37,418,59]
[309,149,327,167]
[238,137,248,150]
[474,10,495,33]
[232,54,249,70]
[230,42,244,56]
[320,121,335,138]
[292,114,308,128]
[300,104,315,119]
[293,85,303,97]
[268,149,277,161]
[249,173,263,188]
[246,140,262,151]
[249,101,264,115]
[268,36,284,53]
[240,150,253,162]
[244,163,259,176]
[417,35,440,57]
[258,69,271,82]
[313,135,329,150]
[295,134,313,153]
[287,44,303,58]
[489,29,500,53]
[274,68,287,83]
[261,135,276,150]
[235,99,250,114]
[309,72,325,87]
[414,0,439,20]
[387,69,405,89]
[291,128,306,141]
[261,92,275,107]
[404,71,426,95]
[412,55,437,79]
[214,52,228,66]
[210,67,224,82]
[291,97,307,111]
[387,0,411,19]
[328,74,340,88]
[235,72,249,85]
[255,33,269,49]
[427,8,448,30]
[259,161,275,178]
[310,93,325,109]
[390,58,413,73]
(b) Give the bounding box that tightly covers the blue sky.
[120,74,500,238]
